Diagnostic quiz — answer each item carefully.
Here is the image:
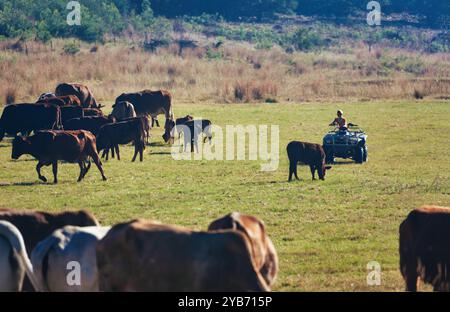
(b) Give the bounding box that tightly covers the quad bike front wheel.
[354,146,364,164]
[363,146,368,162]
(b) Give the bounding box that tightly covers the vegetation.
[0,100,449,291]
[1,40,448,106]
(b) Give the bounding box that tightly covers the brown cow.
[0,208,99,291]
[400,205,450,291]
[208,212,278,287]
[83,108,104,117]
[96,219,270,292]
[11,130,107,183]
[287,141,332,181]
[115,90,174,143]
[37,95,81,107]
[55,83,99,108]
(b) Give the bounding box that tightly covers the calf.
[400,205,450,291]
[64,116,114,136]
[0,103,62,141]
[208,212,278,287]
[11,130,107,183]
[177,119,213,153]
[287,141,332,181]
[31,226,110,292]
[96,219,269,292]
[96,118,146,162]
[0,208,99,291]
[0,221,41,292]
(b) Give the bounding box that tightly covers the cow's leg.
[289,161,298,182]
[111,146,115,159]
[191,139,195,153]
[115,145,120,161]
[139,142,144,162]
[36,162,47,183]
[91,154,107,181]
[132,143,138,162]
[155,119,160,128]
[310,165,316,180]
[83,160,92,177]
[102,149,108,161]
[52,161,58,184]
[77,161,85,182]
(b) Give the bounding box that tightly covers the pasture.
[0,100,449,291]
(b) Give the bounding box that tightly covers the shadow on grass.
[150,152,172,155]
[0,181,43,187]
[148,142,168,147]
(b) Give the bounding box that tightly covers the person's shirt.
[332,117,347,128]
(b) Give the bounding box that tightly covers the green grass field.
[0,100,449,291]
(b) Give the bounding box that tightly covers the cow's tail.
[30,234,61,292]
[0,221,43,292]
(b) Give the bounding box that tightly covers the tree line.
[0,0,447,42]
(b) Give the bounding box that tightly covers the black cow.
[176,119,213,153]
[0,104,61,141]
[64,116,115,136]
[287,141,332,181]
[96,118,146,162]
[60,106,84,123]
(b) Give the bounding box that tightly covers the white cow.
[31,226,110,292]
[0,221,41,292]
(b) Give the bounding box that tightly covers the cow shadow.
[0,181,43,187]
[148,142,167,147]
[0,144,10,148]
[330,161,356,166]
[150,152,172,155]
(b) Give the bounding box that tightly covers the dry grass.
[0,39,448,105]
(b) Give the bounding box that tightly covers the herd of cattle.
[0,83,449,292]
[1,205,449,292]
[0,82,213,183]
[0,208,277,292]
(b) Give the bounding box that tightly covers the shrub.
[63,42,80,55]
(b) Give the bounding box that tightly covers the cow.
[0,104,62,142]
[0,208,99,291]
[110,101,136,121]
[31,226,110,292]
[83,108,104,117]
[55,83,100,108]
[0,220,41,292]
[208,212,278,287]
[176,119,213,153]
[96,118,146,162]
[287,141,332,181]
[36,97,65,107]
[11,130,107,183]
[399,205,450,291]
[60,106,84,124]
[63,116,115,136]
[96,219,270,292]
[115,90,174,143]
[174,115,194,140]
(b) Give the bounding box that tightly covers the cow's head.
[163,119,175,143]
[11,136,31,160]
[318,163,332,180]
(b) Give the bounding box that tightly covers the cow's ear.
[325,166,332,170]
